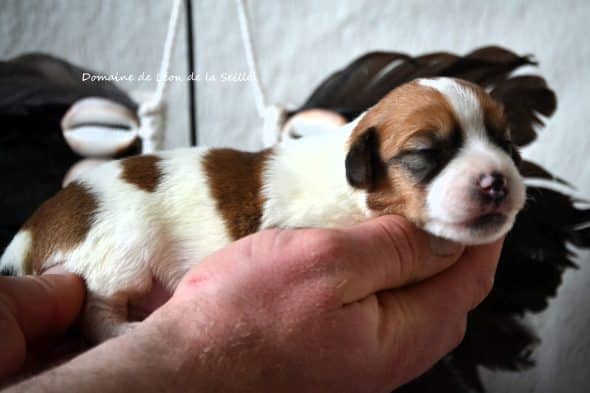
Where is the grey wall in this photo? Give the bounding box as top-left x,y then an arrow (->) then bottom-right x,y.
2,1 -> 589,392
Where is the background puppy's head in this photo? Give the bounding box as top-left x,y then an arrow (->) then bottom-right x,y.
346,77 -> 525,244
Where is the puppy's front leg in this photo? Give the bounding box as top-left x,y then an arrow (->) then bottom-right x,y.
81,292 -> 139,343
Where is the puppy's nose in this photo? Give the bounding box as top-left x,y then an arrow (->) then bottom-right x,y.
478,172 -> 508,203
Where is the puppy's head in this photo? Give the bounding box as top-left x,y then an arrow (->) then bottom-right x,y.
346,77 -> 525,245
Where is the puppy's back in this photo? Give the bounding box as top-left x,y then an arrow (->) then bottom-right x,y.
0,181 -> 98,275
0,147 -> 270,293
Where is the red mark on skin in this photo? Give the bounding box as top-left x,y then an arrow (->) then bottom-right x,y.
185,275 -> 209,288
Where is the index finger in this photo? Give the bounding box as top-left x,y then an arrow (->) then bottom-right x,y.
0,273 -> 85,380
369,239 -> 503,386
398,239 -> 504,314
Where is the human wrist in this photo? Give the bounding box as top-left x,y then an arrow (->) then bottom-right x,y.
137,298 -> 232,393
5,313 -> 200,393
143,290 -> 288,393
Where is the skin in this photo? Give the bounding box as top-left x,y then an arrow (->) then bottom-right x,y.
0,271 -> 85,381
1,215 -> 502,393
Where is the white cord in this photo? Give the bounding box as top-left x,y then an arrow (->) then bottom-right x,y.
139,0 -> 285,151
154,0 -> 183,104
234,0 -> 266,115
138,0 -> 183,153
234,0 -> 286,146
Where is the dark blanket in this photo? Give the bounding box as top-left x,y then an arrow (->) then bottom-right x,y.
0,53 -> 137,252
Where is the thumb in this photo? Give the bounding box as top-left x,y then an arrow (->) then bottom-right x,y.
333,215 -> 465,304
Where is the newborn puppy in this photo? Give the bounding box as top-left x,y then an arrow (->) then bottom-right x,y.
0,77 -> 525,343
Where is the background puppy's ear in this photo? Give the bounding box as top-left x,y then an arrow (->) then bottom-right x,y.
345,127 -> 382,190
490,76 -> 556,147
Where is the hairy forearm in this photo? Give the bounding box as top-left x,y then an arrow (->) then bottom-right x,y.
6,320 -> 197,393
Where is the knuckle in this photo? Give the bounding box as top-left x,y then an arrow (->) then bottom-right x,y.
242,227 -> 287,261
301,229 -> 344,269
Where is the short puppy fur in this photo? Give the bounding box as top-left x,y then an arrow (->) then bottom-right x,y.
0,77 -> 526,342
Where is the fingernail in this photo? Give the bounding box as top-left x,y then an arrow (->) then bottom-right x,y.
42,266 -> 69,275
428,235 -> 463,257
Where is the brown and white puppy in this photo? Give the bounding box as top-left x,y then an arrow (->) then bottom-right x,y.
0,77 -> 525,343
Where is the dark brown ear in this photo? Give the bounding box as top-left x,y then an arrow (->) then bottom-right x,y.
345,127 -> 382,190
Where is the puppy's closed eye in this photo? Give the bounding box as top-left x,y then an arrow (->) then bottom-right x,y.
390,130 -> 461,184
391,147 -> 442,183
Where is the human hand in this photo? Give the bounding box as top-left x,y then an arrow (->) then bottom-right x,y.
144,215 -> 502,393
0,270 -> 85,382
5,215 -> 501,393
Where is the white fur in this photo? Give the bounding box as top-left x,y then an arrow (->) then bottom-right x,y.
419,77 -> 485,137
0,230 -> 31,275
53,148 -> 234,298
152,148 -> 233,287
0,149 -> 236,342
262,121 -> 371,229
0,119 -> 372,341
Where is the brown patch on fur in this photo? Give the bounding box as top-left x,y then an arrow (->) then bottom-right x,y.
203,148 -> 271,240
351,81 -> 459,158
120,155 -> 162,192
366,171 -> 428,225
350,81 -> 461,223
22,182 -> 98,274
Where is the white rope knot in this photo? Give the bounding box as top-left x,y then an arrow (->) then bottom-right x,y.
137,99 -> 166,153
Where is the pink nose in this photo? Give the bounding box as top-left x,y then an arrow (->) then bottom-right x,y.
478,172 -> 508,203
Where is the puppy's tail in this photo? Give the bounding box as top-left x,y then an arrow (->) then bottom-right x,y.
0,230 -> 31,276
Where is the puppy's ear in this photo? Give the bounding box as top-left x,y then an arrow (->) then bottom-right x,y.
345,127 -> 382,190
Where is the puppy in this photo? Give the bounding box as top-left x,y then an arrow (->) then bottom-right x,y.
0,77 -> 525,343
